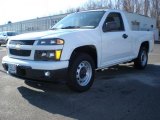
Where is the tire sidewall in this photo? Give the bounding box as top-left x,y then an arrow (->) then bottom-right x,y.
135,47 -> 148,69
68,53 -> 95,92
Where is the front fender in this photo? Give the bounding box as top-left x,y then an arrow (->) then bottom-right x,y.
60,29 -> 101,62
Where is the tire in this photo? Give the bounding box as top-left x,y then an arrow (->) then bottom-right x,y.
68,53 -> 95,92
134,46 -> 148,69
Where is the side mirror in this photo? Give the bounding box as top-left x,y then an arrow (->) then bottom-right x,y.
103,22 -> 118,32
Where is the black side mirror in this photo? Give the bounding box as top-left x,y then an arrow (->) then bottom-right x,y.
103,22 -> 118,32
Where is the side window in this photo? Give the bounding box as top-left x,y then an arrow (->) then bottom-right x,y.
103,12 -> 125,32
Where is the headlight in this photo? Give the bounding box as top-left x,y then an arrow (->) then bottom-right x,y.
37,38 -> 64,45
34,50 -> 62,61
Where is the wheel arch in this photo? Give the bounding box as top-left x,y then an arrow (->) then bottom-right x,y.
140,41 -> 149,53
69,45 -> 98,68
134,41 -> 149,69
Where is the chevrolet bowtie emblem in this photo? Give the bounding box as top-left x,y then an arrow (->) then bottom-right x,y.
15,44 -> 21,50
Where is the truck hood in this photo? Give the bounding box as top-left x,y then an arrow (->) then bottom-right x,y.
10,29 -> 93,40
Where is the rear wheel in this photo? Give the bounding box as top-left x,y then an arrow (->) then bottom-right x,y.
68,53 -> 95,92
134,46 -> 148,69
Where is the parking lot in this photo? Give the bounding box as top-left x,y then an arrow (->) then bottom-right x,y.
0,43 -> 160,120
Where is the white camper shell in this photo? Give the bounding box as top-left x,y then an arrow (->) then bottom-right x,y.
124,11 -> 159,41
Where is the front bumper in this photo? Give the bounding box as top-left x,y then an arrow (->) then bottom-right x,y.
2,56 -> 69,81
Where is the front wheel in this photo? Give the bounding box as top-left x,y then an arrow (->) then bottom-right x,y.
68,53 -> 95,92
134,46 -> 148,69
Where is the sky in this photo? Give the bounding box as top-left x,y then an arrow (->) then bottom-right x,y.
0,0 -> 88,25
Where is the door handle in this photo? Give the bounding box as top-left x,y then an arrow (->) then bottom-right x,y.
122,34 -> 128,39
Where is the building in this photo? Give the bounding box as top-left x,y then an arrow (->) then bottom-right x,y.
0,14 -> 67,34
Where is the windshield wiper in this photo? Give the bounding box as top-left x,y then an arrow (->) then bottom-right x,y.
50,27 -> 59,30
61,26 -> 81,29
51,26 -> 92,30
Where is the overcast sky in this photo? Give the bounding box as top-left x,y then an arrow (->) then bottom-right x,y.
0,0 -> 88,25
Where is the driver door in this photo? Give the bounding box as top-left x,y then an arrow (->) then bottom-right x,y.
101,12 -> 132,67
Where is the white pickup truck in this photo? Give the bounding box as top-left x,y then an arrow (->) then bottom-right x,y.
2,9 -> 154,92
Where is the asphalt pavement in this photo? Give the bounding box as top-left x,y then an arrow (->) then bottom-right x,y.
0,44 -> 160,120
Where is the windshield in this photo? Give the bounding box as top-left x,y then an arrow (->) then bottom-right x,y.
52,11 -> 105,29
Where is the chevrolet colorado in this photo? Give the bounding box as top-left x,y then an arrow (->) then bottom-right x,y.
2,9 -> 154,92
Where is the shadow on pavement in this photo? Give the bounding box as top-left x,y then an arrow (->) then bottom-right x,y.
17,64 -> 160,120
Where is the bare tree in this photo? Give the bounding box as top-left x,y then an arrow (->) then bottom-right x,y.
144,0 -> 150,16
150,0 -> 160,26
134,0 -> 142,14
114,0 -> 122,9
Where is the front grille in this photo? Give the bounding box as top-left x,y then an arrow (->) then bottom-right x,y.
10,49 -> 31,56
9,40 -> 35,45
